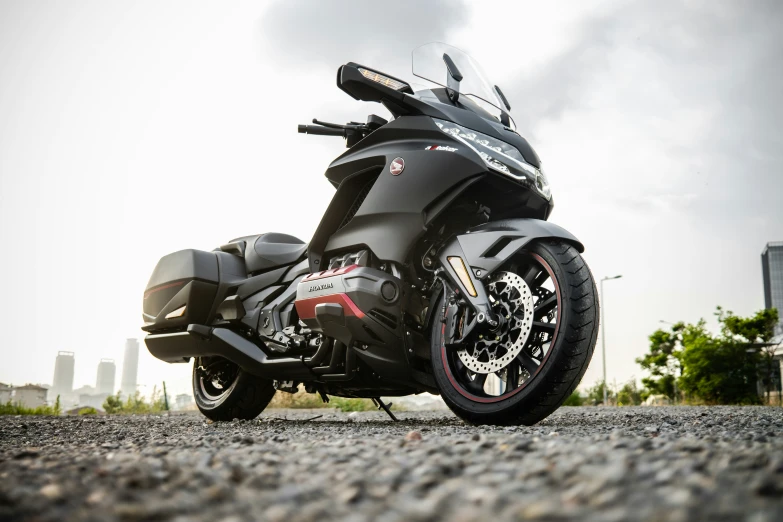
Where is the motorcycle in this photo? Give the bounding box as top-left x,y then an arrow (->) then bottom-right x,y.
142,43 -> 599,425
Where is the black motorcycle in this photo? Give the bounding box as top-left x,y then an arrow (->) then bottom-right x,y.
142,43 -> 599,425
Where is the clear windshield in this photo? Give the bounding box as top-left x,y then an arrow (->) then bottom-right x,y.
412,43 -> 510,122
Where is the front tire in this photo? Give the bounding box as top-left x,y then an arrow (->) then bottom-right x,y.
192,356 -> 276,421
431,240 -> 599,425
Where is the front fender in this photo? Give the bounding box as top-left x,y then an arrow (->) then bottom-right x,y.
437,219 -> 583,306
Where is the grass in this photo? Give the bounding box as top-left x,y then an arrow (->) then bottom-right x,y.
103,388 -> 168,414
0,396 -> 61,416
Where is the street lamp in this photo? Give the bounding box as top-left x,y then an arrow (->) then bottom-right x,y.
600,275 -> 622,405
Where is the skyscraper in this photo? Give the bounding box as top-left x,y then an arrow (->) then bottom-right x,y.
762,241 -> 783,337
96,359 -> 116,395
121,339 -> 139,397
51,351 -> 75,400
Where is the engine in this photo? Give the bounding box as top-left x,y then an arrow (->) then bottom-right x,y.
294,264 -> 403,349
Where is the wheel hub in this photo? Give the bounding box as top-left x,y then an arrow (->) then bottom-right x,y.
457,271 -> 534,374
197,358 -> 238,400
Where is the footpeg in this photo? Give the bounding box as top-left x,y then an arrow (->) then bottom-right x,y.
273,380 -> 298,393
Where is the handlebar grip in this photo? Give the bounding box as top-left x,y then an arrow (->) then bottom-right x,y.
298,124 -> 344,137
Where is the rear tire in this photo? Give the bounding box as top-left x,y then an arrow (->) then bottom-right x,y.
431,240 -> 599,425
192,357 -> 275,421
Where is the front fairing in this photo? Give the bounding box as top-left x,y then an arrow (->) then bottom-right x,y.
401,88 -> 541,169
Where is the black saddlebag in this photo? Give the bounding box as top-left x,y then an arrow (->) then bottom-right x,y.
142,249 -> 220,332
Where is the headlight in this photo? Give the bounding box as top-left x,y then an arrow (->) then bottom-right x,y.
432,118 -> 551,200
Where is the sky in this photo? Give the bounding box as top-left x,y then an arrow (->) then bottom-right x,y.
1,0 -> 781,398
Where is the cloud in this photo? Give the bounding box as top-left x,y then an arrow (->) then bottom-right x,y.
505,1 -> 783,220
257,0 -> 469,78
486,0 -> 783,387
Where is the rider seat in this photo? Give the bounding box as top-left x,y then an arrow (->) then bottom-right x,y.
221,232 -> 307,274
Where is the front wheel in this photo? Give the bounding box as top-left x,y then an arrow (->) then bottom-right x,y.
192,356 -> 276,421
431,240 -> 599,425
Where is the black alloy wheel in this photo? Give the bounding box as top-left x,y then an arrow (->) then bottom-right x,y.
431,240 -> 599,425
192,356 -> 276,421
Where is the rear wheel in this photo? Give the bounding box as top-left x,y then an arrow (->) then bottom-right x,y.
192,357 -> 275,421
431,240 -> 598,425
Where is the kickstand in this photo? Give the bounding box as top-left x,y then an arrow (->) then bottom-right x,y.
372,397 -> 398,422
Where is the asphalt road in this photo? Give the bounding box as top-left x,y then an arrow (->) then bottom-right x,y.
1,406 -> 782,521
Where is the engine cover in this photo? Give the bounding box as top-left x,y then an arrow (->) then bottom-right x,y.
294,265 -> 402,347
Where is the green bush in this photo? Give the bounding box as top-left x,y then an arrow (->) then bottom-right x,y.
77,407 -> 98,415
585,380 -> 613,405
102,388 -> 169,415
330,397 -> 376,412
616,380 -> 643,406
562,391 -> 583,406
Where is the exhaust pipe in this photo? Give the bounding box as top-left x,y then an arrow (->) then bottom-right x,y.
145,325 -> 313,380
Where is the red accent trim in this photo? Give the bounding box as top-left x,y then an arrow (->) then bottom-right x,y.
301,264 -> 359,282
295,293 -> 365,320
144,280 -> 185,300
442,252 -> 562,403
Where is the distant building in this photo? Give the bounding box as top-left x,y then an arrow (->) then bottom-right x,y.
121,339 -> 139,397
96,359 -> 116,395
73,385 -> 95,396
762,241 -> 783,337
78,393 -> 110,410
0,383 -> 12,404
175,393 -> 194,410
14,384 -> 48,408
50,351 -> 75,402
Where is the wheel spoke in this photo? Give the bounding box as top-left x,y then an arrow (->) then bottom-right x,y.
531,270 -> 550,288
534,294 -> 557,319
521,263 -> 540,286
507,361 -> 520,389
465,372 -> 487,394
531,321 -> 556,334
517,350 -> 540,376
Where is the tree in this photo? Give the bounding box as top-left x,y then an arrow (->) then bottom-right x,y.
719,307 -> 779,404
617,380 -> 643,406
677,309 -> 771,404
637,307 -> 778,405
636,323 -> 683,402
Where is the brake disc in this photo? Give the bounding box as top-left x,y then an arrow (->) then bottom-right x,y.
457,271 -> 534,374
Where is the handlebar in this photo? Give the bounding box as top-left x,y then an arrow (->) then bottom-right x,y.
298,124 -> 345,137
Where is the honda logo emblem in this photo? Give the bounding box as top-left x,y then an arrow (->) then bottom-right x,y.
390,157 -> 405,175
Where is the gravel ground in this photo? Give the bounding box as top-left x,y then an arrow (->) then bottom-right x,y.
1,406 -> 782,522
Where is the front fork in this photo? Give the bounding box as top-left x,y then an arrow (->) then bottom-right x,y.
435,238 -> 500,333
436,266 -> 500,347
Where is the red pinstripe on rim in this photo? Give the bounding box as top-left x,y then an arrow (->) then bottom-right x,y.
441,252 -> 561,403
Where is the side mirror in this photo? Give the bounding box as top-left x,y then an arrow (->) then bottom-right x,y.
337,63 -> 413,104
442,53 -> 463,102
494,85 -> 511,111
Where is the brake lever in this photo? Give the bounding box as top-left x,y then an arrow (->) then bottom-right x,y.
313,119 -> 367,131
